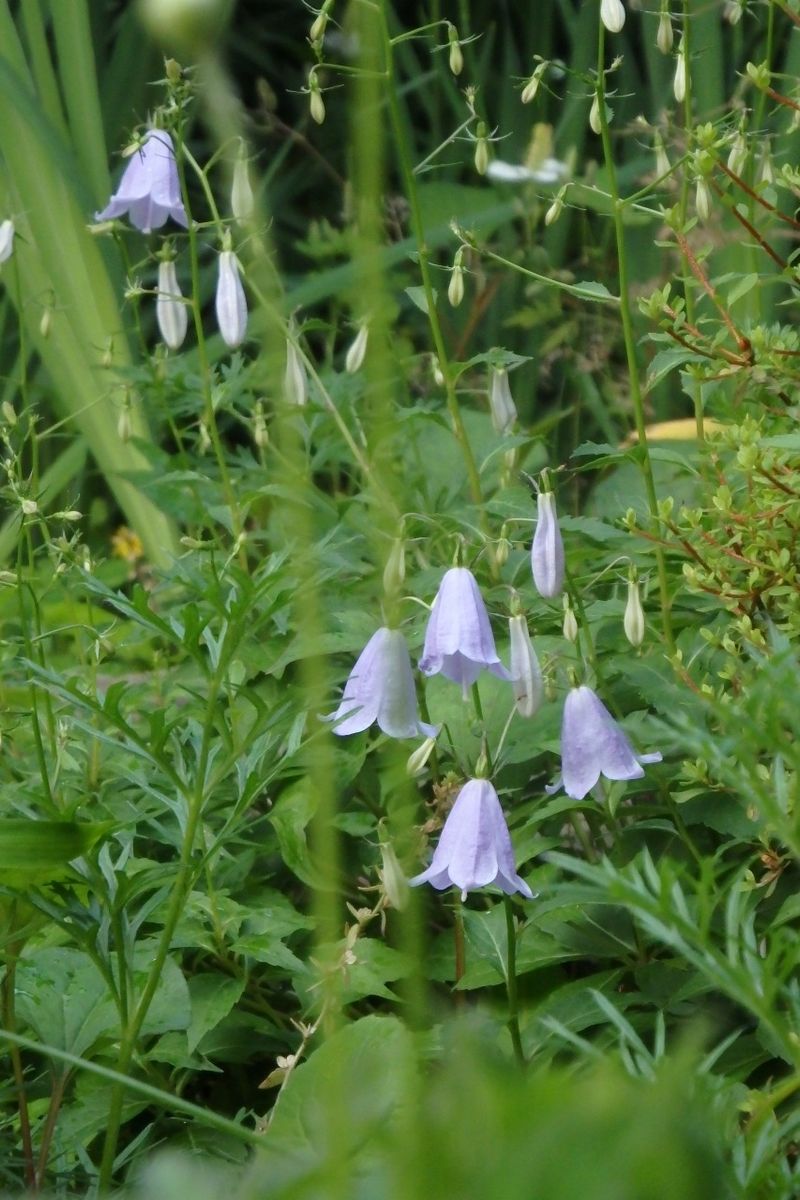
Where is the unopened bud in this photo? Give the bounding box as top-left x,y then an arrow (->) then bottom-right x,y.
545,188 -> 565,225
521,60 -> 548,104
494,524 -> 511,568
253,402 -> 269,449
157,258 -> 188,351
308,71 -> 325,125
509,613 -> 544,718
448,258 -> 465,308
284,333 -> 307,406
379,840 -> 410,909
102,339 -> 114,369
624,575 -> 645,647
39,307 -> 53,339
695,176 -> 711,220
2,401 -> 16,425
345,322 -> 369,373
21,498 -> 39,516
0,219 -> 14,265
447,24 -> 463,76
231,152 -> 255,224
474,123 -> 489,175
215,249 -> 248,349
406,736 -> 437,778
309,9 -> 328,43
489,366 -> 517,434
600,0 -> 625,33
383,537 -> 405,596
531,487 -> 565,598
198,420 -> 211,454
673,40 -> 687,103
562,595 -> 578,643
656,9 -> 673,54
589,95 -> 603,135
727,130 -> 747,176
431,355 -> 445,387
117,405 -> 132,442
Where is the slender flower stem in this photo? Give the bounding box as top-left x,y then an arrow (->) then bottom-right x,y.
97,651 -> 230,1189
504,897 -> 525,1065
678,0 -> 704,445
377,1 -> 485,518
595,32 -> 674,652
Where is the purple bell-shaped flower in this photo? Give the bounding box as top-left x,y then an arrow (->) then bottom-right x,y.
420,567 -> 511,694
410,778 -> 534,901
96,129 -> 188,234
557,684 -> 662,800
325,627 -> 438,740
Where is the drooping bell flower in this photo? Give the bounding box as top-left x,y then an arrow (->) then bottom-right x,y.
410,778 -> 534,902
489,367 -> 517,435
215,249 -> 248,348
96,129 -> 188,234
420,567 -> 511,694
531,489 -> 565,598
556,685 -> 662,800
325,627 -> 438,740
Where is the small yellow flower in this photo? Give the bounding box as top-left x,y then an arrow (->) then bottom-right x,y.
110,526 -> 144,563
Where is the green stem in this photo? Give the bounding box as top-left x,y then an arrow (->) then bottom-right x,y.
504,896 -> 524,1065
595,33 -> 674,653
1,929 -> 35,1191
378,1 -> 485,518
97,652 -> 230,1188
678,0 -> 703,445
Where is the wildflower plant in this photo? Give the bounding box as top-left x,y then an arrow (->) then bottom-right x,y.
1,1 -> 799,1197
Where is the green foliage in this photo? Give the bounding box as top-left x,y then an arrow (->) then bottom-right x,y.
0,1 -> 799,1198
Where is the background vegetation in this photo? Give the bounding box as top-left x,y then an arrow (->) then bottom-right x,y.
0,0 -> 799,1195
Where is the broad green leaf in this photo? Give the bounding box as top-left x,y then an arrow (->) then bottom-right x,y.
0,820 -> 109,886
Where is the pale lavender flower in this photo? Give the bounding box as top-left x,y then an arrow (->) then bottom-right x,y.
601,0 -> 626,33
531,490 -> 565,598
557,685 -> 662,800
96,130 -> 187,234
419,567 -> 511,692
325,627 -> 438,740
410,778 -> 534,901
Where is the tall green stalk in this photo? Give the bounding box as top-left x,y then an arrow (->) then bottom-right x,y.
595,28 -> 674,652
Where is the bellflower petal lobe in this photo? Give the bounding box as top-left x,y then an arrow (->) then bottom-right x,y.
325,627 -> 437,740
410,779 -> 534,900
560,685 -> 662,800
419,567 -> 511,688
96,130 -> 188,233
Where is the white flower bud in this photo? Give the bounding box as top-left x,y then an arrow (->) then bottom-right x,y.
562,596 -> 578,643
309,72 -> 325,125
489,367 -> 517,434
20,498 -> 39,516
0,219 -> 14,264
656,10 -> 673,54
345,322 -> 369,373
447,24 -> 463,76
39,307 -> 53,339
758,144 -> 774,186
600,0 -> 625,33
654,132 -> 670,177
545,189 -> 565,225
231,154 -> 255,224
215,250 -> 247,348
531,489 -> 565,598
2,401 -> 16,425
448,262 -> 464,307
727,130 -> 747,176
431,356 -> 445,387
309,10 -> 328,43
723,0 -> 744,24
198,420 -> 211,454
695,177 -> 711,221
624,577 -> 645,647
673,40 -> 687,103
509,613 -> 544,718
156,259 -> 189,351
378,840 -> 410,910
521,61 -> 548,104
117,405 -> 132,442
284,337 -> 307,406
406,736 -> 437,778
589,95 -> 603,135
474,125 -> 489,175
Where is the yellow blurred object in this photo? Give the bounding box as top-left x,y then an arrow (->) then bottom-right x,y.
111,526 -> 144,563
623,418 -> 726,445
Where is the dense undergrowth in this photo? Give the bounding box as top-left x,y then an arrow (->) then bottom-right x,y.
0,0 -> 799,1196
